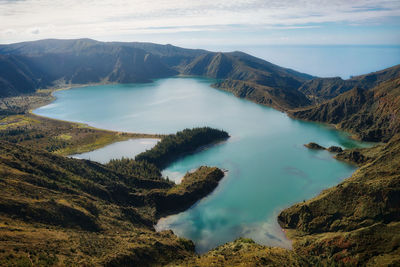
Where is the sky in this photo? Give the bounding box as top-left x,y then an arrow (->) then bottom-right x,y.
1,0 -> 400,47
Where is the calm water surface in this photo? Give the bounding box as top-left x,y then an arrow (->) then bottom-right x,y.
34,77 -> 365,253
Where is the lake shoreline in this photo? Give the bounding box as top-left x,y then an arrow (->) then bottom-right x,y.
29,77 -> 363,254
22,83 -> 165,156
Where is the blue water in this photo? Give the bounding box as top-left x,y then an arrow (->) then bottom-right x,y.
202,45 -> 400,79
34,77 -> 365,253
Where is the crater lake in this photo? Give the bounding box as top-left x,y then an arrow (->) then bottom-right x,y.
34,77 -> 366,253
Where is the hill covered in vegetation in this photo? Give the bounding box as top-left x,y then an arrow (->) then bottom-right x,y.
292,75 -> 400,142
0,127 -> 226,266
298,64 -> 400,103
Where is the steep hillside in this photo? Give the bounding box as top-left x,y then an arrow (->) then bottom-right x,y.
215,79 -> 311,110
0,127 -> 226,266
0,55 -> 45,97
181,51 -> 313,109
183,51 -> 313,83
298,64 -> 400,103
174,238 -> 308,266
117,41 -> 207,70
292,77 -> 400,141
0,39 -> 178,97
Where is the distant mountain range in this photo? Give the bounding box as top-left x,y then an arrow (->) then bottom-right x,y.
0,39 -> 312,105
1,38 -> 399,141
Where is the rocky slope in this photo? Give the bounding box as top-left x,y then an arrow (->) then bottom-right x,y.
298,64 -> 400,103
173,238 -> 308,267
214,78 -> 311,111
183,51 -> 313,109
292,76 -> 400,142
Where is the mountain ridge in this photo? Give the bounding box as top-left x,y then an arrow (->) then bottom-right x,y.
0,38 -> 313,109
298,64 -> 400,103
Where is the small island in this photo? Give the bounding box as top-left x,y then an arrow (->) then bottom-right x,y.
304,142 -> 343,153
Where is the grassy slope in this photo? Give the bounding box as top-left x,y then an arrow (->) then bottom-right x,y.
173,238 -> 308,267
0,113 -> 161,156
0,92 -> 162,156
0,139 -> 226,266
214,79 -> 311,111
291,77 -> 400,142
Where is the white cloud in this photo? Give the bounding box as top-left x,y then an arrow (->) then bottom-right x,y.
28,27 -> 40,35
0,0 -> 399,44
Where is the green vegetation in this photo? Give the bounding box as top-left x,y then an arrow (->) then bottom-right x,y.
150,167 -> 225,218
292,72 -> 400,142
0,116 -> 230,266
0,138 -> 225,265
107,158 -> 163,181
135,127 -> 229,169
214,79 -> 311,111
298,64 -> 400,103
174,238 -> 308,267
0,113 -> 161,156
304,142 -> 343,153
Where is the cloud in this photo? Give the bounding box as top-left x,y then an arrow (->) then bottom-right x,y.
3,29 -> 16,35
28,27 -> 40,35
0,0 -> 399,44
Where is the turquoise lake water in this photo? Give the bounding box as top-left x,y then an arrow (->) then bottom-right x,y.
34,77 -> 366,253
